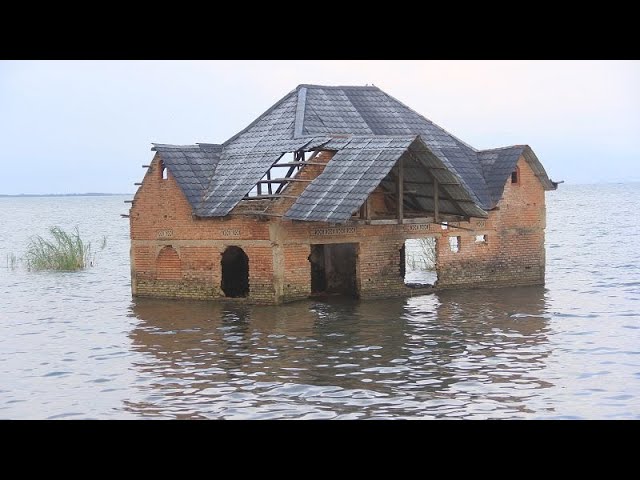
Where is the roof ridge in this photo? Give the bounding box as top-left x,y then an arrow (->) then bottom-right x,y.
378,90 -> 479,153
151,143 -> 201,151
297,83 -> 381,91
479,145 -> 527,153
222,87 -> 298,147
293,86 -> 307,138
375,89 -> 492,206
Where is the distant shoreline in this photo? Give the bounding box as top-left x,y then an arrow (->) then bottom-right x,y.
0,193 -> 130,198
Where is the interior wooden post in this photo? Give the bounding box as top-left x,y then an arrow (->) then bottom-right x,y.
396,157 -> 404,224
365,196 -> 371,223
434,176 -> 439,223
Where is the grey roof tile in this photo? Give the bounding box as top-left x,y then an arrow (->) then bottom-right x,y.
149,84 -> 555,220
478,146 -> 526,204
479,145 -> 555,205
152,144 -> 221,206
284,136 -> 486,223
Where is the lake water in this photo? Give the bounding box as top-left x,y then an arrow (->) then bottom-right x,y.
1,184 -> 639,419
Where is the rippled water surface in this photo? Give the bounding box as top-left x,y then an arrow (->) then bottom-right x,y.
1,185 -> 639,419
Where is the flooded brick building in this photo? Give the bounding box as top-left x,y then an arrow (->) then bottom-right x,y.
128,85 -> 557,304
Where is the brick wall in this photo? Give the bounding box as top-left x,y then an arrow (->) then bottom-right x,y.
130,155 -> 274,303
129,152 -> 548,303
156,246 -> 181,280
436,157 -> 546,288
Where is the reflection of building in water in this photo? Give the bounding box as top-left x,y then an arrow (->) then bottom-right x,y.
413,286 -> 553,415
129,297 -> 318,373
126,297 -> 325,417
125,287 -> 552,419
126,297 -> 411,417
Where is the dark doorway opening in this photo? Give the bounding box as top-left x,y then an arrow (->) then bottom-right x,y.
309,243 -> 358,298
310,244 -> 327,294
221,246 -> 249,298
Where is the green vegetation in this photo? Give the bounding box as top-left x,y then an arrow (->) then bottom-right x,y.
24,226 -> 98,272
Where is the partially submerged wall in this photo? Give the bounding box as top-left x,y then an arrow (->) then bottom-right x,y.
129,153 -> 548,304
129,155 -> 275,303
436,157 -> 546,288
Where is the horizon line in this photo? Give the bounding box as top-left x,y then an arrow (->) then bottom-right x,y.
0,192 -> 133,198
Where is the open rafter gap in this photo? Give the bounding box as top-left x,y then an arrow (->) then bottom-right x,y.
392,152 -> 432,212
281,150 -> 306,180
404,150 -> 471,214
276,150 -> 321,195
242,194 -> 299,200
383,167 -> 423,212
405,150 -> 461,187
270,161 -> 328,167
257,178 -> 312,184
381,176 -> 470,214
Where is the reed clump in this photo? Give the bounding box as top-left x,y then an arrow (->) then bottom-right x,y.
6,253 -> 18,270
24,226 -> 94,271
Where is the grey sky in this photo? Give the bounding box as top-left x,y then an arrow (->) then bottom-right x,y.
1,60 -> 638,194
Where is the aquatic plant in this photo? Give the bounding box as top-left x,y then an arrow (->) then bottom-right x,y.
405,238 -> 437,272
24,226 -> 94,271
6,253 -> 19,270
416,238 -> 436,270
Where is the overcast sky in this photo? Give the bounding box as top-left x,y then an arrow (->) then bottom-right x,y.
1,60 -> 638,194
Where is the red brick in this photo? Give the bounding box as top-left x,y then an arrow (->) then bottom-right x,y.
129,153 -> 549,303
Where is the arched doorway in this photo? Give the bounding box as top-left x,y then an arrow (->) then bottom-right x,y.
221,246 -> 249,298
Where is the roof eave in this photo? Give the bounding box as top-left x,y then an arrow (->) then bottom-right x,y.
521,145 -> 557,191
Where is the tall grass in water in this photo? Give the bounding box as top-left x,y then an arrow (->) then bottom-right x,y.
6,253 -> 18,270
24,226 -> 93,271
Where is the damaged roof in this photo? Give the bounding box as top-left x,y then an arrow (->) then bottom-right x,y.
151,84 -> 556,223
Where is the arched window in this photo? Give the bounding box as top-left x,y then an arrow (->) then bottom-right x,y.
156,246 -> 181,280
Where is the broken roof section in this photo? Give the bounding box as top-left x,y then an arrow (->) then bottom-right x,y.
151,84 -> 556,223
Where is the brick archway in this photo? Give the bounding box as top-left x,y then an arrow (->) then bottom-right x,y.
156,246 -> 181,280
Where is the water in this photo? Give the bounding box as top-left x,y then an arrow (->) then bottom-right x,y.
404,237 -> 437,286
1,185 -> 639,419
